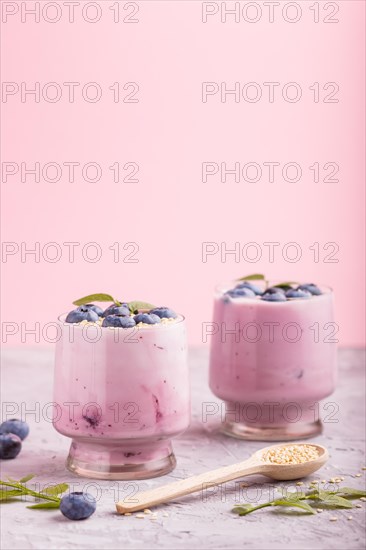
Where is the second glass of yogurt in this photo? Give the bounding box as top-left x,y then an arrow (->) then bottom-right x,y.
208,278 -> 337,441
53,299 -> 190,479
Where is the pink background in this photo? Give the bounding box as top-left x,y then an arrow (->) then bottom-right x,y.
1,0 -> 365,347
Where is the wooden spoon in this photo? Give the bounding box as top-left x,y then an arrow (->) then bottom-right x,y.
116,442 -> 328,514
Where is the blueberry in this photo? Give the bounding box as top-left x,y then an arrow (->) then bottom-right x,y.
65,307 -> 99,324
261,291 -> 287,302
84,304 -> 104,317
0,418 -> 29,440
264,287 -> 286,294
102,315 -> 136,328
298,283 -> 322,296
149,307 -> 177,319
285,288 -> 311,299
235,281 -> 262,295
59,492 -> 96,520
0,432 -> 22,459
225,287 -> 256,299
103,304 -> 130,317
134,313 -> 161,325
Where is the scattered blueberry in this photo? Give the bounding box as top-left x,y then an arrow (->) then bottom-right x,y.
235,281 -> 262,295
84,304 -> 104,317
59,492 -> 96,520
102,315 -> 136,328
0,418 -> 29,440
261,291 -> 287,302
149,307 -> 177,319
134,313 -> 161,325
225,287 -> 256,299
103,304 -> 130,317
0,432 -> 22,459
298,283 -> 322,296
65,307 -> 99,324
285,288 -> 311,299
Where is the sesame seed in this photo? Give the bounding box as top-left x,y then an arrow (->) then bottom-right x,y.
124,513 -> 132,516
317,509 -> 323,513
296,482 -> 304,486
360,497 -> 366,502
162,513 -> 169,517
347,516 -> 353,520
356,504 -> 363,508
135,514 -> 145,519
144,509 -> 152,514
329,517 -> 337,522
355,474 -> 362,477
262,444 -> 320,465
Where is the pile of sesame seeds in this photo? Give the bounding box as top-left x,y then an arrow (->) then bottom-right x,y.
262,444 -> 320,465
124,509 -> 169,520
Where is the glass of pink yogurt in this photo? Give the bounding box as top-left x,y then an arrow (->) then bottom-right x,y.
53,306 -> 189,479
208,280 -> 337,440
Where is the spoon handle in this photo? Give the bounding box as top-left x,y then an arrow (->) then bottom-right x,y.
116,458 -> 261,513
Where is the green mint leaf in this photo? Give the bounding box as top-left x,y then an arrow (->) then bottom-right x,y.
315,495 -> 353,509
73,293 -> 119,306
27,501 -> 60,510
19,474 -> 35,483
0,489 -> 26,500
337,487 -> 366,498
274,282 -> 298,290
272,499 -> 316,514
237,274 -> 265,282
232,504 -> 256,515
42,483 -> 69,496
128,301 -> 156,313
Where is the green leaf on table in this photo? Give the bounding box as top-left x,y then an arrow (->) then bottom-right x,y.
337,487 -> 366,498
237,274 -> 265,282
0,489 -> 26,500
128,301 -> 156,313
73,293 -> 118,306
27,501 -> 60,510
233,504 -> 256,515
19,474 -> 35,483
315,495 -> 353,509
272,499 -> 316,514
42,483 -> 69,496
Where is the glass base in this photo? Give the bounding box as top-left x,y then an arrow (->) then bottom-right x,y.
66,439 -> 177,480
221,419 -> 323,441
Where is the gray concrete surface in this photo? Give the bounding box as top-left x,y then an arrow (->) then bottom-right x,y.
1,347 -> 365,550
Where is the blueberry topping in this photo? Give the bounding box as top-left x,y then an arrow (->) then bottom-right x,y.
149,307 -> 177,319
102,315 -> 136,328
84,304 -> 104,317
264,287 -> 286,294
0,432 -> 22,459
235,281 -> 262,295
285,288 -> 311,299
103,304 -> 130,317
298,283 -> 322,296
134,313 -> 161,325
225,287 -> 256,299
261,291 -> 287,302
59,492 -> 96,520
65,307 -> 99,324
0,418 -> 29,440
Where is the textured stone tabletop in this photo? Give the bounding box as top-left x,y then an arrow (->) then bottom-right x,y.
1,348 -> 365,550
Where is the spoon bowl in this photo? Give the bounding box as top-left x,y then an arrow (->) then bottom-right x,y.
116,442 -> 329,514
254,443 -> 329,480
